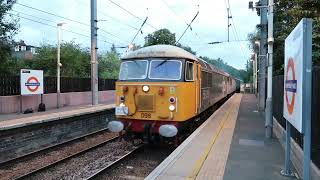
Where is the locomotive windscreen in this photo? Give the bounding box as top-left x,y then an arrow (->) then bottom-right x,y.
149,60 -> 182,80
119,60 -> 148,80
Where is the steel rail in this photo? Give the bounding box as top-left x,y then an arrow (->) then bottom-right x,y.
0,127 -> 110,166
85,144 -> 144,180
14,135 -> 120,180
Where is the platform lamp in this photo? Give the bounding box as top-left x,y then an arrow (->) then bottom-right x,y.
57,22 -> 66,108
254,40 -> 260,96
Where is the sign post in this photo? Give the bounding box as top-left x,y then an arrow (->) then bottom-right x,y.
20,69 -> 44,112
281,18 -> 312,180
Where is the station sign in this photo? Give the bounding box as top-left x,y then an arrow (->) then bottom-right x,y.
283,19 -> 312,133
20,69 -> 44,95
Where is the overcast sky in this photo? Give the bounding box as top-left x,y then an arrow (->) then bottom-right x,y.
12,0 -> 259,69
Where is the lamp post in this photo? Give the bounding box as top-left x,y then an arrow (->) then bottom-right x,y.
251,53 -> 257,95
57,23 -> 65,108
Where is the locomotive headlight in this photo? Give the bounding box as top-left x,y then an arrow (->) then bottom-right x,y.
142,85 -> 149,92
169,105 -> 175,111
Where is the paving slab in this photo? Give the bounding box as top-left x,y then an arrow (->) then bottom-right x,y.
223,94 -> 296,180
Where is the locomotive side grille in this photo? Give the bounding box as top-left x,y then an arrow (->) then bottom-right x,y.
137,94 -> 154,112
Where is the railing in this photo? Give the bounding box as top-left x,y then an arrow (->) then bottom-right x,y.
0,75 -> 116,96
272,67 -> 320,168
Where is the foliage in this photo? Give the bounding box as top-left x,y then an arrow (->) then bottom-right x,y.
7,42 -> 121,79
0,0 -> 19,74
144,28 -> 176,46
200,56 -> 249,82
176,43 -> 197,55
98,46 -> 121,79
248,0 -> 320,75
27,42 -> 91,77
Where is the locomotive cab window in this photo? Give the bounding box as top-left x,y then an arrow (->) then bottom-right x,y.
119,60 -> 148,80
185,61 -> 194,81
149,60 -> 182,80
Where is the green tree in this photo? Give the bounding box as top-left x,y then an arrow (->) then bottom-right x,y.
249,0 -> 320,75
200,56 -> 248,81
98,48 -> 121,79
144,28 -> 176,46
0,0 -> 19,74
31,41 -> 90,77
143,28 -> 197,55
176,43 -> 197,55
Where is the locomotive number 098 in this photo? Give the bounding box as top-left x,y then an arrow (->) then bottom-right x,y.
141,113 -> 151,119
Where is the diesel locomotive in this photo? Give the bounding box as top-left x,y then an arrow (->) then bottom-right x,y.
108,45 -> 238,139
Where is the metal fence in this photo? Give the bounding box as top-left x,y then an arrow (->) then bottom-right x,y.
0,75 -> 116,96
272,67 -> 320,168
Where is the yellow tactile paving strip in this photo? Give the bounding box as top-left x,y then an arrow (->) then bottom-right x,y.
0,104 -> 115,131
146,94 -> 242,180
195,95 -> 241,180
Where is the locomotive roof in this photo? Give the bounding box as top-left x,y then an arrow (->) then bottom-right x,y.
121,45 -> 198,61
121,44 -> 232,78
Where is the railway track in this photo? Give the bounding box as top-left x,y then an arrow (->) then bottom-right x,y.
85,144 -> 144,180
15,135 -> 121,180
0,128 -> 117,180
16,137 -> 143,180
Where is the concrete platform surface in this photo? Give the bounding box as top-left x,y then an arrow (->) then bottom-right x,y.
146,94 -> 242,180
146,94 -> 296,180
0,102 -> 115,131
223,94 -> 295,180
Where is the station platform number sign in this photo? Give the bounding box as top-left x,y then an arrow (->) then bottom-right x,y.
20,69 -> 44,95
283,19 -> 312,133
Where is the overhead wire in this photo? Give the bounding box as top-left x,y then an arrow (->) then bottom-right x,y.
130,17 -> 148,45
160,0 -> 205,44
76,0 -> 139,31
176,11 -> 199,44
15,2 -> 129,45
15,2 -> 90,27
8,12 -> 121,46
11,10 -> 118,43
107,0 -> 158,30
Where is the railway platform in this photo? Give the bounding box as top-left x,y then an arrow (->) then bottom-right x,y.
147,94 -> 296,180
0,102 -> 115,130
0,102 -> 115,164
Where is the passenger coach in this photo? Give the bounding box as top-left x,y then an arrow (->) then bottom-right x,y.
108,45 -> 237,139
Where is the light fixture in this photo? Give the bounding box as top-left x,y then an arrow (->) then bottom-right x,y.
169,105 -> 175,111
142,85 -> 149,92
169,97 -> 176,103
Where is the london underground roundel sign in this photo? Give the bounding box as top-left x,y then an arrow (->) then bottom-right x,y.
20,69 -> 44,95
285,58 -> 297,115
26,76 -> 41,92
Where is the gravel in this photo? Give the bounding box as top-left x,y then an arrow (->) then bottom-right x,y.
94,145 -> 175,180
0,130 -> 117,180
26,139 -> 137,180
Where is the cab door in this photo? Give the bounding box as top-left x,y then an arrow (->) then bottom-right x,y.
196,63 -> 201,114
185,61 -> 199,114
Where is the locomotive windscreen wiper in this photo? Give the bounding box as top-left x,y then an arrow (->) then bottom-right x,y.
155,60 -> 168,68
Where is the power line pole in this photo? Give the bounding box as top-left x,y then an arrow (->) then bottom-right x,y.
265,0 -> 274,138
56,23 -> 64,109
228,10 -> 233,42
91,0 -> 98,105
258,0 -> 267,111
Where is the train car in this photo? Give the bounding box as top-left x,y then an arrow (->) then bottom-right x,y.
108,45 -> 236,139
